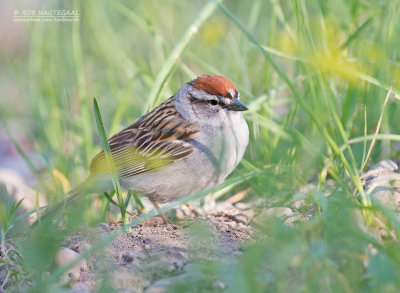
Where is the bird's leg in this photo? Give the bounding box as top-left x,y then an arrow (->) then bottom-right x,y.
185,203 -> 200,217
150,199 -> 168,224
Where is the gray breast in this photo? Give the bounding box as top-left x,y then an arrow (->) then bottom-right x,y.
188,113 -> 249,184
122,113 -> 248,203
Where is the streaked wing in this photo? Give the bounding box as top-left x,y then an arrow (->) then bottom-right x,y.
89,97 -> 200,179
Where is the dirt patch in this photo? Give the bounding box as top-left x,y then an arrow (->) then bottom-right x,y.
61,202 -> 255,292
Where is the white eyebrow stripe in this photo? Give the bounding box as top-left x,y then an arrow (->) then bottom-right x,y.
218,96 -> 231,105
228,88 -> 236,98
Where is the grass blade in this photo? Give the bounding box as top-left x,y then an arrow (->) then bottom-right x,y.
360,88 -> 392,171
145,0 -> 223,110
93,98 -> 127,225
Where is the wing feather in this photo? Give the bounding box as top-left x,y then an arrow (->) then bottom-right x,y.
89,97 -> 199,180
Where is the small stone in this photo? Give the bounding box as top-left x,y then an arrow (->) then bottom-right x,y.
167,264 -> 176,272
266,207 -> 293,218
228,221 -> 238,228
97,223 -> 110,231
363,244 -> 379,267
174,260 -> 185,270
293,200 -> 306,210
214,202 -> 234,212
290,255 -> 302,267
141,217 -> 164,227
243,209 -> 254,221
234,202 -> 251,211
166,208 -> 186,220
183,263 -> 205,273
144,244 -> 151,250
212,280 -> 226,290
181,204 -> 202,217
165,261 -> 185,272
112,268 -> 150,290
55,247 -> 88,280
284,214 -> 304,226
232,209 -> 254,225
232,251 -> 243,256
371,160 -> 398,171
78,243 -> 92,254
145,279 -> 172,293
121,252 -> 141,264
145,272 -> 204,293
365,173 -> 400,209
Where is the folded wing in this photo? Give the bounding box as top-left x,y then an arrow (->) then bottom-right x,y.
89,98 -> 200,180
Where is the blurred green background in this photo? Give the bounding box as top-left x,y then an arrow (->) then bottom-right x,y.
1,0 -> 400,292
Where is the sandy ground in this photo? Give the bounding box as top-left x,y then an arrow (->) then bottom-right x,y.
61,159 -> 400,292
2,155 -> 400,292
62,203 -> 255,292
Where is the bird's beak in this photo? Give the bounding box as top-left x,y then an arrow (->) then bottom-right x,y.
228,98 -> 248,111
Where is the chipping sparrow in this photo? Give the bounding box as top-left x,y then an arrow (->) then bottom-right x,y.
44,74 -> 249,222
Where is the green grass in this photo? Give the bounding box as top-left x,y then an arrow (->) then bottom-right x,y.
93,97 -> 127,225
1,0 -> 400,292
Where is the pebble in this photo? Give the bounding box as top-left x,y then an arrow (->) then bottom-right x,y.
232,209 -> 254,225
121,251 -> 141,264
165,261 -> 185,272
142,217 -> 164,227
174,260 -> 185,270
55,247 -> 88,280
183,263 -> 205,273
97,223 -> 111,232
234,202 -> 251,211
145,272 -> 204,293
363,166 -> 400,211
293,199 -> 306,210
166,208 -> 186,220
228,221 -> 238,228
112,268 -> 150,291
78,243 -> 92,254
265,207 -> 293,218
212,280 -> 226,290
214,202 -> 234,212
370,160 -> 398,171
232,250 -> 243,256
167,264 -> 176,272
363,244 -> 379,267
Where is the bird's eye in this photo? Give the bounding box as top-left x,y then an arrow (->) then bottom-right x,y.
208,99 -> 218,106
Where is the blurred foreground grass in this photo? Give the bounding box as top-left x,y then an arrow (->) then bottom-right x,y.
1,0 -> 400,292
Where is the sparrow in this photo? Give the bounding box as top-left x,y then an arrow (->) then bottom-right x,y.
42,74 -> 249,223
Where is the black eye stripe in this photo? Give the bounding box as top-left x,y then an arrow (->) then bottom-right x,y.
208,99 -> 218,106
189,92 -> 230,108
190,97 -> 221,107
